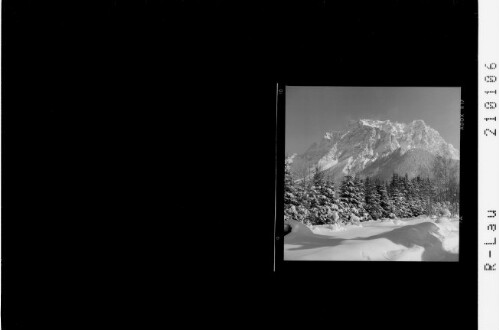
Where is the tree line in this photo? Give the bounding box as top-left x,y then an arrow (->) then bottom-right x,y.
284,155 -> 459,226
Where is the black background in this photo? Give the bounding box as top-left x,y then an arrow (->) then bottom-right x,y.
2,0 -> 477,329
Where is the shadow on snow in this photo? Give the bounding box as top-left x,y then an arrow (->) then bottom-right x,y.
286,222 -> 458,261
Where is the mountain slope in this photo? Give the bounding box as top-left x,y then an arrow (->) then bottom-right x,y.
289,119 -> 459,182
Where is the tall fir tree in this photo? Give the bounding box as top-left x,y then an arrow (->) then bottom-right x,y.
377,182 -> 393,218
364,176 -> 372,205
284,160 -> 299,222
284,160 -> 297,206
322,178 -> 339,207
354,176 -> 369,220
425,177 -> 438,215
339,175 -> 366,221
364,177 -> 383,220
389,173 -> 411,217
339,175 -> 355,222
401,174 -> 414,217
409,176 -> 425,216
284,159 -> 310,224
322,178 -> 340,223
306,166 -> 339,225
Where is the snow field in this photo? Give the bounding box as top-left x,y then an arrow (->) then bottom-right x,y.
284,216 -> 459,261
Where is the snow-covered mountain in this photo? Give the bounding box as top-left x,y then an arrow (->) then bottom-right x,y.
289,119 -> 459,182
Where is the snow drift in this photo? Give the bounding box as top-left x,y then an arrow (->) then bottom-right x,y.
284,217 -> 459,261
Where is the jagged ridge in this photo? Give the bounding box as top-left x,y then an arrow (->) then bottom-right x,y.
289,119 -> 459,182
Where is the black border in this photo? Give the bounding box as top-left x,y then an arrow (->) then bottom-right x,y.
1,0 -> 479,328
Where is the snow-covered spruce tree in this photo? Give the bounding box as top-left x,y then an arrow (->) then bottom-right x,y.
387,173 -> 396,197
364,176 -> 372,206
418,177 -> 428,215
409,176 -> 425,216
284,159 -> 310,224
321,179 -> 338,205
307,170 -> 325,225
388,174 -> 399,215
339,175 -> 365,222
400,177 -> 413,218
338,175 -> 354,222
306,166 -> 340,225
284,159 -> 301,222
389,173 -> 411,218
284,160 -> 297,206
302,166 -> 321,224
354,176 -> 370,221
364,177 -> 383,220
284,160 -> 296,221
423,177 -> 438,215
401,174 -> 415,218
296,191 -> 311,224
377,182 -> 392,218
321,177 -> 340,223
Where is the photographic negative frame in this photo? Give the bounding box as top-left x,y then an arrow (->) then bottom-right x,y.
273,0 -> 477,327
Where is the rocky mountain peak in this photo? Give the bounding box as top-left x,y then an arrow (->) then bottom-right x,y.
289,119 -> 459,182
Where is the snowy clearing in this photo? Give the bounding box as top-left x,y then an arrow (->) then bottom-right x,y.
284,216 -> 459,261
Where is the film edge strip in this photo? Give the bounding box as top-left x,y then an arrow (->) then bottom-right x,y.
478,0 -> 499,329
